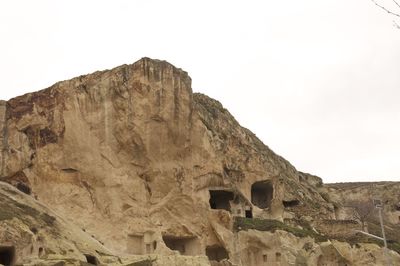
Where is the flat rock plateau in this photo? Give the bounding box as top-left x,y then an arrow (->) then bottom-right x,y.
0,58 -> 399,266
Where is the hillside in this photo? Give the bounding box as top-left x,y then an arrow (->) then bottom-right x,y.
0,58 -> 399,266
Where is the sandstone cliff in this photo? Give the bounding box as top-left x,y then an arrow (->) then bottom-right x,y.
0,58 -> 399,266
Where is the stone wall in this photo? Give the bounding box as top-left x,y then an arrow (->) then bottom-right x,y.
314,219 -> 360,238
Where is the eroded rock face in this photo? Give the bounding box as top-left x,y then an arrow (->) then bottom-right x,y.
0,58 -> 399,265
326,182 -> 400,224
0,182 -> 117,265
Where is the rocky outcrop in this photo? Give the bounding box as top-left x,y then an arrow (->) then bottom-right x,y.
0,181 -> 118,265
0,58 -> 399,265
324,182 -> 400,255
326,182 -> 400,225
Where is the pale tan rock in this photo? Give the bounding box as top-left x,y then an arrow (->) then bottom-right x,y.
0,58 -> 399,266
0,182 -> 116,265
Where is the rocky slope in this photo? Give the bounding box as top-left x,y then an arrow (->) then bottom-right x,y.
325,182 -> 400,251
326,182 -> 400,225
0,58 -> 399,265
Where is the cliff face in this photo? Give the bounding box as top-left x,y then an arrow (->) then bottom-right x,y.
0,58 -> 399,266
326,182 -> 400,249
0,182 -> 117,264
326,182 -> 400,223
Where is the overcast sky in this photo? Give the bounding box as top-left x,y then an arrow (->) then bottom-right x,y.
1,0 -> 399,183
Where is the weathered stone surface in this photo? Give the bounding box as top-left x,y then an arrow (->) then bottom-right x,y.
0,182 -> 117,265
0,58 -> 399,265
326,182 -> 400,224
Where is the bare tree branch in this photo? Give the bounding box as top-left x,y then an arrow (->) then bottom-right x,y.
346,200 -> 375,231
371,0 -> 400,18
393,0 -> 400,9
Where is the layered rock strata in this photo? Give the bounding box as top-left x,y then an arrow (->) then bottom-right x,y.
0,58 -> 399,265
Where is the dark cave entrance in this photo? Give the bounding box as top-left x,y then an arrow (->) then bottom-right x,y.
283,200 -> 300,208
38,247 -> 44,258
245,207 -> 253,218
251,181 -> 273,209
162,236 -> 198,255
0,246 -> 15,266
84,254 -> 99,265
16,182 -> 31,195
206,245 -> 229,262
209,190 -> 234,211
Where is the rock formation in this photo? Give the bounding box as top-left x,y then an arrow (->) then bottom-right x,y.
0,58 -> 399,265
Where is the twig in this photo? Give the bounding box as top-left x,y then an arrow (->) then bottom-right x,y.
392,0 -> 400,9
371,0 -> 400,17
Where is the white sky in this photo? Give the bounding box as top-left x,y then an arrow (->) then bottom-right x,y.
1,0 -> 399,183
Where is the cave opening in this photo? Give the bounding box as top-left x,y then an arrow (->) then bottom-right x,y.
38,247 -> 44,258
251,181 -> 273,209
209,190 -> 234,211
16,182 -> 31,195
275,252 -> 281,262
0,246 -> 15,266
206,245 -> 229,262
245,207 -> 253,218
84,254 -> 99,265
283,200 -> 300,208
162,235 -> 199,255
